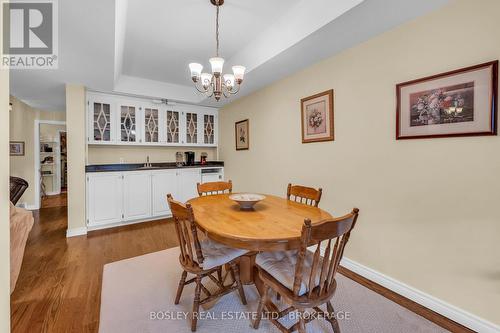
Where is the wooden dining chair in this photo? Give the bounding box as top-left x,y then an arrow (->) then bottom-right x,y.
287,183 -> 323,207
197,180 -> 233,196
167,194 -> 248,331
253,208 -> 359,333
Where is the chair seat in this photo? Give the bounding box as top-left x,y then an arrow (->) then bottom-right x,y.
256,250 -> 322,296
199,238 -> 247,270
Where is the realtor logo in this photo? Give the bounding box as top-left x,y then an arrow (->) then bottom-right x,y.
2,0 -> 58,69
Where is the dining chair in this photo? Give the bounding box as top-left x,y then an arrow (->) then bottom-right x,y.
287,183 -> 323,207
197,180 -> 233,196
167,194 -> 248,331
253,208 -> 359,333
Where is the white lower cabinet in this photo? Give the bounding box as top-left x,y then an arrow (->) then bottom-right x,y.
86,168 -> 206,229
123,172 -> 152,220
177,168 -> 202,203
151,170 -> 177,217
86,172 -> 123,226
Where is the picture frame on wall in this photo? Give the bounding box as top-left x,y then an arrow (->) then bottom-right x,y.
9,141 -> 25,156
396,61 -> 498,140
301,89 -> 334,143
235,119 -> 249,150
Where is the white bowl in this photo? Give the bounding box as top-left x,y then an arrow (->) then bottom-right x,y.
229,193 -> 266,210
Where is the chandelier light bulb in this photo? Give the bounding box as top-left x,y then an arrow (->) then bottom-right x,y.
232,65 -> 246,83
189,63 -> 203,81
209,57 -> 225,75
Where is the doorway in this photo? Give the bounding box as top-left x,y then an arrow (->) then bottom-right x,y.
35,120 -> 67,209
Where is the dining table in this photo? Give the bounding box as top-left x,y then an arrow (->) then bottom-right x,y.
188,193 -> 333,286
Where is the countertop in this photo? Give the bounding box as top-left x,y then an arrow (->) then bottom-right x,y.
85,161 -> 224,173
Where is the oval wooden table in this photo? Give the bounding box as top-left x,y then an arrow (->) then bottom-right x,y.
188,193 -> 333,285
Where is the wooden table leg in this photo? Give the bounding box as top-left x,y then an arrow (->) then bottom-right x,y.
238,252 -> 265,296
238,252 -> 256,285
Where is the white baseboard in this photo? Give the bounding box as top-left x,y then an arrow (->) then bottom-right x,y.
23,203 -> 39,210
86,214 -> 171,232
45,191 -> 61,196
340,257 -> 500,333
66,227 -> 88,238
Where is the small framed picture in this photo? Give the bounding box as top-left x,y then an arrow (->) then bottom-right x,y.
396,61 -> 498,139
10,141 -> 25,156
301,89 -> 334,143
235,119 -> 249,150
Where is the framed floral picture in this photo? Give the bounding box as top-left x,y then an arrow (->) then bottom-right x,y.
9,141 -> 25,156
235,119 -> 249,150
396,61 -> 498,139
301,89 -> 334,143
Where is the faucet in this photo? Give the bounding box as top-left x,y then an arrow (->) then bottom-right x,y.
144,156 -> 152,168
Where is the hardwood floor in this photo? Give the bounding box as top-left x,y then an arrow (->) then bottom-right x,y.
41,193 -> 67,208
10,206 -> 178,332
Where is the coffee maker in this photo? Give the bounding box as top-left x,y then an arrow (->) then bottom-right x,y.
184,151 -> 195,166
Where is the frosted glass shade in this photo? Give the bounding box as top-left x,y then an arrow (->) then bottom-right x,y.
200,73 -> 213,88
223,74 -> 235,89
232,65 -> 246,82
189,63 -> 203,79
209,57 -> 225,74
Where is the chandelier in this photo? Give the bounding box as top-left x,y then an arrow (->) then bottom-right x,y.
188,0 -> 245,101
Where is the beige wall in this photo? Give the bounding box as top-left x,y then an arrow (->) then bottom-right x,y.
87,146 -> 217,165
0,1 -> 9,331
66,85 -> 87,233
220,0 -> 500,325
9,97 -> 65,207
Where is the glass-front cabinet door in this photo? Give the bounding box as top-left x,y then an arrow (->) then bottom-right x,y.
88,96 -> 115,143
165,110 -> 180,144
144,107 -> 159,143
119,104 -> 139,143
184,112 -> 198,144
203,114 -> 215,145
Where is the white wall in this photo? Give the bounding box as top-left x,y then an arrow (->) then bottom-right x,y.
219,0 -> 500,325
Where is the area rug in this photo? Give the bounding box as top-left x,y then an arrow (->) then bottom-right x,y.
99,247 -> 448,333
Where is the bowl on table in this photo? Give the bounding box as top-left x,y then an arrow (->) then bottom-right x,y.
229,193 -> 266,210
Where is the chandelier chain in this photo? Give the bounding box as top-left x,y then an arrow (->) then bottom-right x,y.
215,3 -> 220,57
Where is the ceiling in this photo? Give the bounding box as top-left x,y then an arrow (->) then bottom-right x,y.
10,0 -> 450,111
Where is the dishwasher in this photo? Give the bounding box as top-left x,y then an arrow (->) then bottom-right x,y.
200,167 -> 224,183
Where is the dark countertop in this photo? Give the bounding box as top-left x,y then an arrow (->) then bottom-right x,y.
85,161 -> 224,173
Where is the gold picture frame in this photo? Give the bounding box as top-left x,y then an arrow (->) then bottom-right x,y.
301,89 -> 334,143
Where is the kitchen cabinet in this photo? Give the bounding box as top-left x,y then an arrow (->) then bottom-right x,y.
86,172 -> 123,226
123,172 -> 152,220
151,170 -> 177,217
86,167 -> 209,230
87,92 -> 218,147
177,168 -> 202,203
